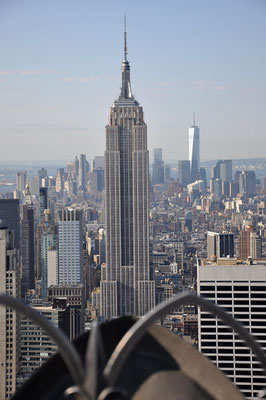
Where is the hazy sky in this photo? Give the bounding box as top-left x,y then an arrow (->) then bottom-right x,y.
0,0 -> 266,162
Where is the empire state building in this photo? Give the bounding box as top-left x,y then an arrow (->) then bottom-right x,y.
100,20 -> 155,319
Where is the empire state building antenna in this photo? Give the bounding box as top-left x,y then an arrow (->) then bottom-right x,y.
124,14 -> 128,61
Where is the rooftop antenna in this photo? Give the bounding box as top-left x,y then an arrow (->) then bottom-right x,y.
193,109 -> 196,126
124,14 -> 128,61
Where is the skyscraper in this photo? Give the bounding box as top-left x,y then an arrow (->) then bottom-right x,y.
101,19 -> 155,319
16,170 -> 27,192
188,114 -> 200,183
207,231 -> 235,259
152,148 -> 165,184
58,209 -> 83,285
39,187 -> 48,222
178,160 -> 190,187
0,199 -> 20,249
21,185 -> 35,297
0,227 -> 19,399
78,154 -> 87,190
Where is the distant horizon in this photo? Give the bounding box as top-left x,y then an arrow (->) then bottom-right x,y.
0,155 -> 266,167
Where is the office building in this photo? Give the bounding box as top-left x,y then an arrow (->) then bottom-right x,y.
21,200 -> 35,297
91,156 -> 105,171
220,160 -> 232,182
154,148 -> 162,163
91,168 -> 104,192
207,232 -> 235,259
55,169 -> 64,193
19,300 -> 70,381
78,154 -> 87,190
0,227 -> 20,399
152,148 -> 164,184
178,160 -> 190,187
47,249 -> 58,287
198,262 -> 266,399
58,209 -> 83,285
212,160 -> 232,183
239,227 -> 253,260
47,285 -> 84,339
239,171 -> 256,195
101,20 -> 155,319
249,232 -> 262,259
16,171 -> 27,192
38,168 -> 47,179
39,187 -> 48,222
41,230 -> 57,299
0,199 -> 20,249
188,114 -> 200,183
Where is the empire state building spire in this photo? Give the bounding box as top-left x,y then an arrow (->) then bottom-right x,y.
117,15 -> 135,102
101,18 -> 155,319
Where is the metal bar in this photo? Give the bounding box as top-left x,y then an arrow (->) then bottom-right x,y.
0,293 -> 85,386
104,292 -> 266,385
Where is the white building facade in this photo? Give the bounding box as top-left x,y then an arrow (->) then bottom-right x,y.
58,209 -> 83,285
189,122 -> 200,183
198,263 -> 266,399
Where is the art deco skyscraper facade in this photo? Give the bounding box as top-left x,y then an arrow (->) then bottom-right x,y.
188,115 -> 200,183
101,20 -> 155,319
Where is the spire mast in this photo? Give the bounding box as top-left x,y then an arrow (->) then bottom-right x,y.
124,14 -> 128,61
193,109 -> 196,126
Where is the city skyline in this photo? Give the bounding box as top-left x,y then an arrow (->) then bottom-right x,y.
1,0 -> 266,161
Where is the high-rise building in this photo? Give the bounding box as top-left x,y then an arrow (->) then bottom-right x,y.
91,156 -> 105,171
101,20 -> 155,319
188,114 -> 200,183
30,176 -> 40,196
91,168 -> 104,192
178,160 -> 190,187
0,199 -> 20,249
16,171 -> 27,192
58,209 -> 83,285
207,232 -> 235,259
55,168 -> 64,193
239,227 -> 253,259
0,227 -> 20,399
249,232 -> 262,259
154,148 -> 162,163
39,187 -> 48,222
220,160 -> 232,182
41,230 -> 57,299
152,148 -> 164,184
47,285 -> 84,339
78,154 -> 87,190
19,300 -> 70,381
198,262 -> 266,399
21,196 -> 35,297
239,171 -> 256,195
38,168 -> 47,179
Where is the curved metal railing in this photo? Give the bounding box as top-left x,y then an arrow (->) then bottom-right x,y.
104,292 -> 266,386
1,291 -> 266,399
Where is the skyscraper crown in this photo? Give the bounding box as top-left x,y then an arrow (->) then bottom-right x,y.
114,16 -> 139,106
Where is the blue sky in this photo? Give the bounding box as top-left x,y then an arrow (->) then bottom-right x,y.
0,0 -> 266,162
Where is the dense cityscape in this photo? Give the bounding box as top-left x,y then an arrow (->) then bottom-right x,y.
1,3 -> 266,400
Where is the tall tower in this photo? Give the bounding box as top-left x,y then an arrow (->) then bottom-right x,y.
0,227 -> 19,399
78,154 -> 87,190
101,18 -> 155,319
58,209 -> 83,286
188,112 -> 200,183
21,184 -> 35,298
